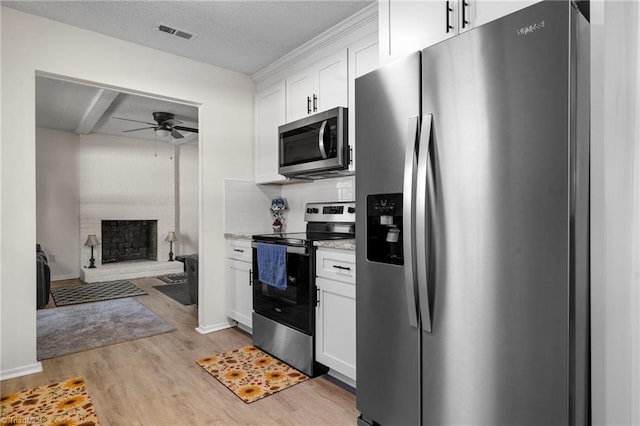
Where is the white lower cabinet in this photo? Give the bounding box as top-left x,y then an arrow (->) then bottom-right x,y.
226,239 -> 253,332
315,248 -> 356,386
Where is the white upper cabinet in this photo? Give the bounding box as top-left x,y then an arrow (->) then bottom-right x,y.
379,0 -> 542,66
465,1 -> 542,30
348,33 -> 379,172
286,49 -> 348,122
379,0 -> 454,66
255,81 -> 288,184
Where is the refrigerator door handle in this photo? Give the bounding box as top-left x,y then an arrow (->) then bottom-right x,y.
416,113 -> 433,333
402,116 -> 420,329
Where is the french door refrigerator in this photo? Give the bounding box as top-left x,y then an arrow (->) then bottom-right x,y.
355,1 -> 590,425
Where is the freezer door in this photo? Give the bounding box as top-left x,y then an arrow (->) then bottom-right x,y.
419,2 -> 583,424
355,52 -> 421,426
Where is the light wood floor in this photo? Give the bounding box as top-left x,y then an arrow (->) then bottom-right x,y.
1,277 -> 358,425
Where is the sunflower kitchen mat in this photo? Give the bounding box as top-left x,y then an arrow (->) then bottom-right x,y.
196,345 -> 309,403
0,377 -> 99,425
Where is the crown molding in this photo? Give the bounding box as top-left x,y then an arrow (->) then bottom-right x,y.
251,3 -> 378,85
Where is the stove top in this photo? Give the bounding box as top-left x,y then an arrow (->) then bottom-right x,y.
252,231 -> 354,246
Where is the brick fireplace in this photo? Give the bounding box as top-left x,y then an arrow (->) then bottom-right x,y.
78,135 -> 183,282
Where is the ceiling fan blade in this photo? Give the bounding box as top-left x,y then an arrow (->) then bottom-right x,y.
164,118 -> 183,126
173,125 -> 198,134
113,117 -> 157,126
171,128 -> 185,139
123,126 -> 155,132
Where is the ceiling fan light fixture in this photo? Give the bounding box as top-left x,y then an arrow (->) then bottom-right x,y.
155,128 -> 171,138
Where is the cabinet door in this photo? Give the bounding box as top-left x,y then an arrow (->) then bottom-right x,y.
286,70 -> 314,122
286,50 -> 348,122
255,81 -> 287,184
348,34 -> 379,172
379,0 -> 455,66
465,0 -> 542,31
316,276 -> 356,381
315,49 -> 348,113
316,248 -> 356,284
227,259 -> 253,330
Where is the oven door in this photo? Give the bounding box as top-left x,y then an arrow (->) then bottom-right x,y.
252,243 -> 313,335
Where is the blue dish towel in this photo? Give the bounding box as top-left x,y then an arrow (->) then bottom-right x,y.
257,243 -> 287,290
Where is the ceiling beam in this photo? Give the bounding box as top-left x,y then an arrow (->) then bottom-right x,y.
75,88 -> 119,135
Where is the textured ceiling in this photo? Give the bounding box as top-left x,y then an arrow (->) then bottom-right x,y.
3,0 -> 373,75
6,1 -> 374,143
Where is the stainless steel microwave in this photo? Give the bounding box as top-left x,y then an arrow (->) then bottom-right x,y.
278,107 -> 349,179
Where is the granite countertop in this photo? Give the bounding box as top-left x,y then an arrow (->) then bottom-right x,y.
226,233 -> 356,251
314,239 -> 356,251
224,232 -> 255,241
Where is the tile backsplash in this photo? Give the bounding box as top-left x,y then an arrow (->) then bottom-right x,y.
280,176 -> 355,231
224,176 -> 355,234
223,180 -> 278,234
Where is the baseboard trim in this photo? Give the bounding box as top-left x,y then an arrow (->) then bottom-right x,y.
327,369 -> 356,390
0,362 -> 43,381
51,273 -> 80,281
195,322 -> 232,335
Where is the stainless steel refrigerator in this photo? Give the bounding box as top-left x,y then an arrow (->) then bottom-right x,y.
355,2 -> 590,425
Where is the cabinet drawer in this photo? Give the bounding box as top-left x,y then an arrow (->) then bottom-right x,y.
316,248 -> 355,284
226,239 -> 253,262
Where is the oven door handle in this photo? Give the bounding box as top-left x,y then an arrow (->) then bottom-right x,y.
251,242 -> 309,256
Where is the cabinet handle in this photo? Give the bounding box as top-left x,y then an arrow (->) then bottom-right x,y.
307,96 -> 312,114
446,1 -> 454,33
313,94 -> 318,112
249,269 -> 253,286
332,265 -> 351,271
349,146 -> 353,164
233,249 -> 244,253
462,0 -> 470,29
316,287 -> 320,307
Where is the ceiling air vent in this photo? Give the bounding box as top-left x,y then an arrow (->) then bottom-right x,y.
155,23 -> 194,41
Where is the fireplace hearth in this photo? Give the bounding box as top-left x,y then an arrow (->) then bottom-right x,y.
101,220 -> 158,264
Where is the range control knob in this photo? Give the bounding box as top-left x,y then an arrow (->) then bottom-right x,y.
306,208 -> 313,214
312,208 -> 319,214
348,207 -> 356,214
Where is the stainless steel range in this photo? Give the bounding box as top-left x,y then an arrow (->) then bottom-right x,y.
252,201 -> 355,377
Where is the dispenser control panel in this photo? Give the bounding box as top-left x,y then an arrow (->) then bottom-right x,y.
367,193 -> 403,265
370,198 -> 399,215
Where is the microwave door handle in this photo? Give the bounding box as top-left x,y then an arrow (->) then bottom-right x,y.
403,116 -> 420,329
318,120 -> 328,159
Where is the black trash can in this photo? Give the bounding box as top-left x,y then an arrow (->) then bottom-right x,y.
183,254 -> 198,305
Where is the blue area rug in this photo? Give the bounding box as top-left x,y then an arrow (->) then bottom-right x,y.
37,298 -> 175,360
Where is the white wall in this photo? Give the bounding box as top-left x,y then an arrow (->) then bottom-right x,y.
78,133 -> 175,268
590,1 -> 640,424
36,128 -> 80,280
178,143 -> 199,255
0,7 -> 254,378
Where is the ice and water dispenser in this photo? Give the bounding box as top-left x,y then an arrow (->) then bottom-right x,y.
366,193 -> 403,265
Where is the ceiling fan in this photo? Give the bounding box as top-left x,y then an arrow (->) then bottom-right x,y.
113,111 -> 198,139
